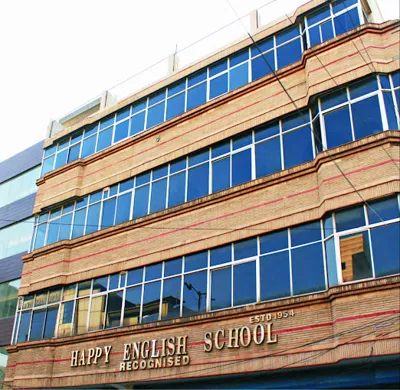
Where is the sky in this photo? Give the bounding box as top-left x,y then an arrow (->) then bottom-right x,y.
0,0 -> 398,163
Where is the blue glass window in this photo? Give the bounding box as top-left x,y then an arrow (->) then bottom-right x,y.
42,156 -> 55,175
34,224 -> 47,249
260,251 -> 290,300
260,229 -> 288,254
86,203 -> 100,234
334,8 -> 360,36
211,267 -> 231,310
72,208 -> 86,239
251,38 -> 273,56
146,263 -> 162,281
321,20 -> 334,42
336,205 -> 365,232
149,90 -> 165,105
123,286 -> 141,326
383,92 -> 398,130
100,116 -> 114,130
234,237 -> 257,260
96,128 -> 113,152
283,125 -> 313,168
187,164 -> 209,201
127,268 -> 143,285
210,244 -> 232,266
307,5 -> 330,26
55,149 -> 68,169
255,137 -> 281,178
116,106 -> 130,122
234,261 -> 256,306
277,39 -> 302,69
47,220 -> 60,245
109,274 -> 119,290
168,80 -> 186,96
210,73 -> 228,99
230,49 -> 249,66
324,106 -> 353,148
115,192 -> 132,225
81,135 -> 96,158
255,122 -> 280,141
146,102 -> 165,129
276,26 -> 300,45
350,77 -> 378,99
187,82 -> 207,111
43,306 -> 58,339
233,132 -> 252,150
321,89 -> 347,110
150,179 -> 167,213
136,172 -> 150,186
168,172 -> 186,208
292,242 -> 325,295
166,93 -> 185,120
232,149 -> 251,186
68,144 -> 80,163
352,96 -> 383,139
101,198 -> 116,229
130,112 -> 146,136
59,213 -> 72,241
44,145 -> 56,157
282,111 -> 309,132
106,291 -> 123,328
114,120 -> 129,143
309,25 -> 321,46
164,258 -> 182,277
212,157 -> 230,193
291,221 -> 321,246
185,251 -> 208,272
332,0 -> 358,14
212,140 -> 230,158
170,158 -> 186,173
161,277 -> 181,319
152,165 -> 168,180
210,59 -> 227,77
367,197 -> 399,224
17,311 -> 32,342
251,51 -> 275,81
188,69 -> 207,87
183,271 -> 207,315
133,185 -> 149,218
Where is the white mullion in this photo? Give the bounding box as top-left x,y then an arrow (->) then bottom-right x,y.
279,121 -> 284,169
256,236 -> 261,303
147,174 -> 153,215
330,3 -> 337,37
230,263 -> 234,308
159,263 -> 165,321
346,88 -> 356,142
304,16 -> 311,49
53,300 -> 62,339
288,228 -> 293,296
229,139 -> 233,187
377,89 -> 390,130
208,147 -> 212,195
179,259 -> 184,317
139,268 -> 145,323
184,157 -> 189,202
320,220 -> 329,291
143,97 -> 150,130
11,300 -> 21,344
251,130 -> 256,180
120,286 -> 126,328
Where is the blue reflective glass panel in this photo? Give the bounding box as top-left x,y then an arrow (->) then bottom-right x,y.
86,203 -> 100,234
161,276 -> 182,319
260,229 -> 288,254
211,267 -> 231,310
72,208 -> 86,239
185,251 -> 208,272
183,271 -> 207,315
120,179 -> 134,192
188,69 -> 207,87
309,25 -> 321,46
336,205 -> 365,232
383,92 -> 398,130
334,8 -> 360,36
260,251 -> 291,300
90,191 -> 102,203
352,96 -> 383,139
321,20 -> 334,42
101,198 -> 116,229
100,116 -> 114,130
325,237 -> 338,287
136,172 -> 150,186
47,220 -> 60,245
255,137 -> 282,178
209,59 -> 227,77
55,149 -> 67,169
34,224 -> 47,250
116,106 -> 130,122
43,306 -> 58,339
210,73 -> 228,99
212,140 -> 230,158
130,111 -> 145,136
149,90 -> 165,106
115,192 -> 132,225
210,244 -> 232,266
332,0 -> 358,13
68,144 -> 80,163
165,258 -> 182,277
96,128 -> 113,152
59,213 -> 72,241
232,149 -> 251,186
146,263 -> 162,281
146,102 -> 165,129
127,268 -> 143,285
114,120 -> 129,143
234,261 -> 256,306
85,124 -> 98,137
212,157 -> 230,193
283,125 -> 313,168
81,135 -> 96,158
230,49 -> 249,66
392,70 -> 400,87
230,63 -> 248,91
133,185 -> 149,218
30,310 -> 46,341
277,38 -> 302,69
251,51 -> 275,81
380,75 -> 391,89
367,197 -> 399,224
371,223 -> 400,277
187,164 -> 209,201
105,292 -> 123,329
168,172 -> 186,208
166,93 -> 185,120
150,179 -> 167,213
17,311 -> 32,342
234,237 -> 257,260
187,82 -> 207,110
291,221 -> 321,246
251,37 -> 273,56
307,5 -> 330,26
168,80 -> 186,96
152,165 -> 168,180
321,89 -> 347,110
255,122 -> 280,141
276,26 -> 300,45
109,274 -> 119,290
132,99 -> 146,114
292,242 -> 325,295
350,77 -> 378,99
324,106 -> 353,148
123,286 -> 141,326
42,156 -> 55,175
189,148 -> 210,167
44,145 -> 56,157
170,158 -> 186,174
233,132 -> 252,150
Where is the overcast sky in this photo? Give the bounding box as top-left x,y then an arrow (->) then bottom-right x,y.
0,0 -> 398,163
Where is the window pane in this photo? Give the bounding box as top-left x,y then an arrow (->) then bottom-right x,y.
255,137 -> 281,178
230,49 -> 249,66
127,268 -> 143,286
29,310 -> 45,340
352,96 -> 383,140
168,80 -> 185,96
368,196 -> 399,224
115,192 -> 132,225
170,158 -> 186,173
41,156 -> 55,175
58,301 -> 74,337
307,5 -> 330,26
59,213 -> 72,241
34,224 -> 47,249
321,20 -> 334,42
325,237 -> 338,287
78,281 -> 91,297
309,25 -> 321,46
106,291 -> 123,328
133,185 -> 149,218
187,82 -> 207,111
116,106 -> 130,122
17,311 -> 31,342
260,251 -> 291,300
332,0 -> 358,13
251,51 -> 275,81
54,149 -> 68,169
212,157 -> 230,193
187,164 -> 209,201
210,73 -> 228,99
291,221 -> 321,246
96,127 -> 113,152
321,89 -> 347,111
74,298 -> 89,335
211,267 -> 231,310
185,251 -> 208,272
210,59 -> 227,77
336,206 -> 365,232
166,93 -> 185,120
334,8 -> 360,36
292,242 -> 325,295
234,237 -> 257,260
109,274 -> 119,290
183,271 -> 207,316
324,106 -> 353,148
383,92 -> 398,130
81,135 -> 96,158
212,140 -> 230,158
100,116 -> 114,130
149,90 -> 165,106
165,258 -> 182,277
136,172 -> 150,186
339,231 -> 372,282
86,203 -> 101,234
101,198 -> 116,229
277,38 -> 302,69
188,69 -> 207,87
142,281 -> 161,323
161,276 -> 182,319
260,229 -> 288,254
43,306 -> 58,339
0,279 -> 20,319
123,286 -> 142,326
150,179 -> 167,213
147,102 -> 165,129
145,263 -> 162,281
114,120 -> 129,143
189,149 -> 209,166
72,208 -> 86,239
89,295 -> 106,331
230,63 -> 248,90
350,77 -> 378,99
130,111 -> 146,136
232,149 -> 252,186
47,220 -> 60,245
168,172 -> 186,208
234,261 -> 256,306
283,125 -> 313,168
276,25 -> 300,45
68,143 -> 81,163
93,277 -> 108,293
251,37 -> 273,56
210,244 -> 232,266
371,223 -> 400,277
